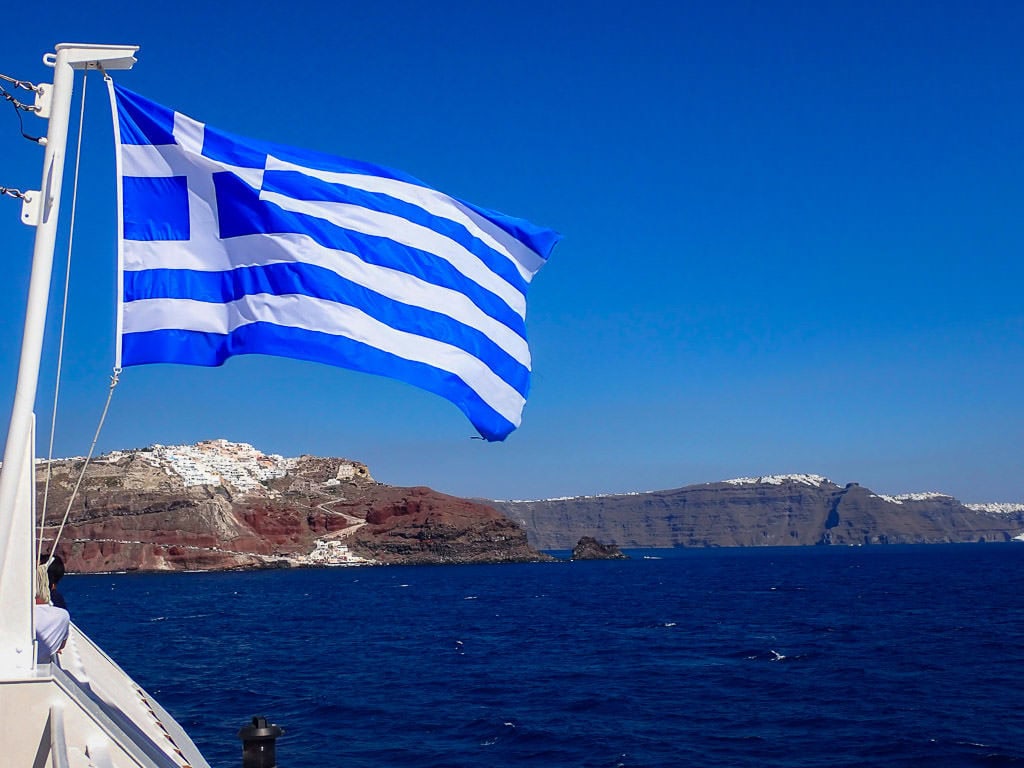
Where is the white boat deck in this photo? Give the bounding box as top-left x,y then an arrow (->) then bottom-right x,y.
0,622 -> 210,768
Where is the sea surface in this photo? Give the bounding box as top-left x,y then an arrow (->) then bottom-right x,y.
67,544 -> 1024,768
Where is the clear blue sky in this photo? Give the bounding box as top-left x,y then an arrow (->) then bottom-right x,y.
2,2 -> 1022,502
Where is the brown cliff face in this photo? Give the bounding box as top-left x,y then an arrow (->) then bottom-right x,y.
36,449 -> 544,573
348,486 -> 550,564
491,479 -> 1024,550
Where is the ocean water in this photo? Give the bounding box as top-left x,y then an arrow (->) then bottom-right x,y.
66,544 -> 1024,768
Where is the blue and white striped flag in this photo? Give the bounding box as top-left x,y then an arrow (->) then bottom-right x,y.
110,85 -> 558,441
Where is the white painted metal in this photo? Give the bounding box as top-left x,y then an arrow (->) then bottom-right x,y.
51,704 -> 71,768
34,81 -> 54,120
21,188 -> 42,225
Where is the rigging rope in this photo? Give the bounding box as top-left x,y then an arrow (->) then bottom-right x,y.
0,185 -> 28,199
38,71 -> 122,558
0,83 -> 39,111
39,70 -> 87,554
0,77 -> 45,143
45,369 -> 121,557
0,72 -> 42,92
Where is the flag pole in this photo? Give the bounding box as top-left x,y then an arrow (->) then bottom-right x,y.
0,43 -> 137,674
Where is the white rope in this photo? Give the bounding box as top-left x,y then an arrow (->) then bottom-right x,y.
38,70 -> 88,557
45,369 -> 121,555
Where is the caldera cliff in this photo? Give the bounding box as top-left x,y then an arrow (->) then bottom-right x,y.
489,474 -> 1024,550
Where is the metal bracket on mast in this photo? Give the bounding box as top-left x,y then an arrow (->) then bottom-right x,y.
33,83 -> 52,121
20,191 -> 41,226
42,45 -> 139,72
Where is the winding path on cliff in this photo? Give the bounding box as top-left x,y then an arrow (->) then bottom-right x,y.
286,494 -> 366,540
319,496 -> 367,539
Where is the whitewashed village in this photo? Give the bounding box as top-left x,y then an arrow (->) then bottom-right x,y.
98,439 -> 375,566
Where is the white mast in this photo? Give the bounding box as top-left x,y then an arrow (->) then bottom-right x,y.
0,43 -> 137,675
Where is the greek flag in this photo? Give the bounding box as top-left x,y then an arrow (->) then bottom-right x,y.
110,85 -> 558,441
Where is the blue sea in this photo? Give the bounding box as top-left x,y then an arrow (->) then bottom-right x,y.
67,544 -> 1024,767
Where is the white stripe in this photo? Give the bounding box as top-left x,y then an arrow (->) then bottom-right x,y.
260,190 -> 527,320
122,238 -> 226,271
123,232 -> 531,367
266,156 -> 546,279
122,295 -> 525,426
121,143 -> 264,190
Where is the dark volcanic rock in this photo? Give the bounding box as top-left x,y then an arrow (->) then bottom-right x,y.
571,537 -> 628,560
490,476 -> 1024,550
345,485 -> 549,565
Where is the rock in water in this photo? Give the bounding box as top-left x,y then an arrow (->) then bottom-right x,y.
571,536 -> 628,560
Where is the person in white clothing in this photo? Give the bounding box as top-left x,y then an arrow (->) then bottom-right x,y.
34,563 -> 69,664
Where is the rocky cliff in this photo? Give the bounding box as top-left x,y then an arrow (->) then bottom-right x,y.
490,474 -> 1024,550
37,449 -> 1024,572
35,441 -> 545,573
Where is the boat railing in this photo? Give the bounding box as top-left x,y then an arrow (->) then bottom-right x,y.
49,704 -> 71,768
52,622 -> 210,768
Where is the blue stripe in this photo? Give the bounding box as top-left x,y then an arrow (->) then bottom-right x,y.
197,118 -> 431,186
461,199 -> 561,262
123,263 -> 531,398
200,121 -> 268,170
262,170 -> 530,295
114,85 -> 175,146
120,325 -> 517,441
213,173 -> 529,336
